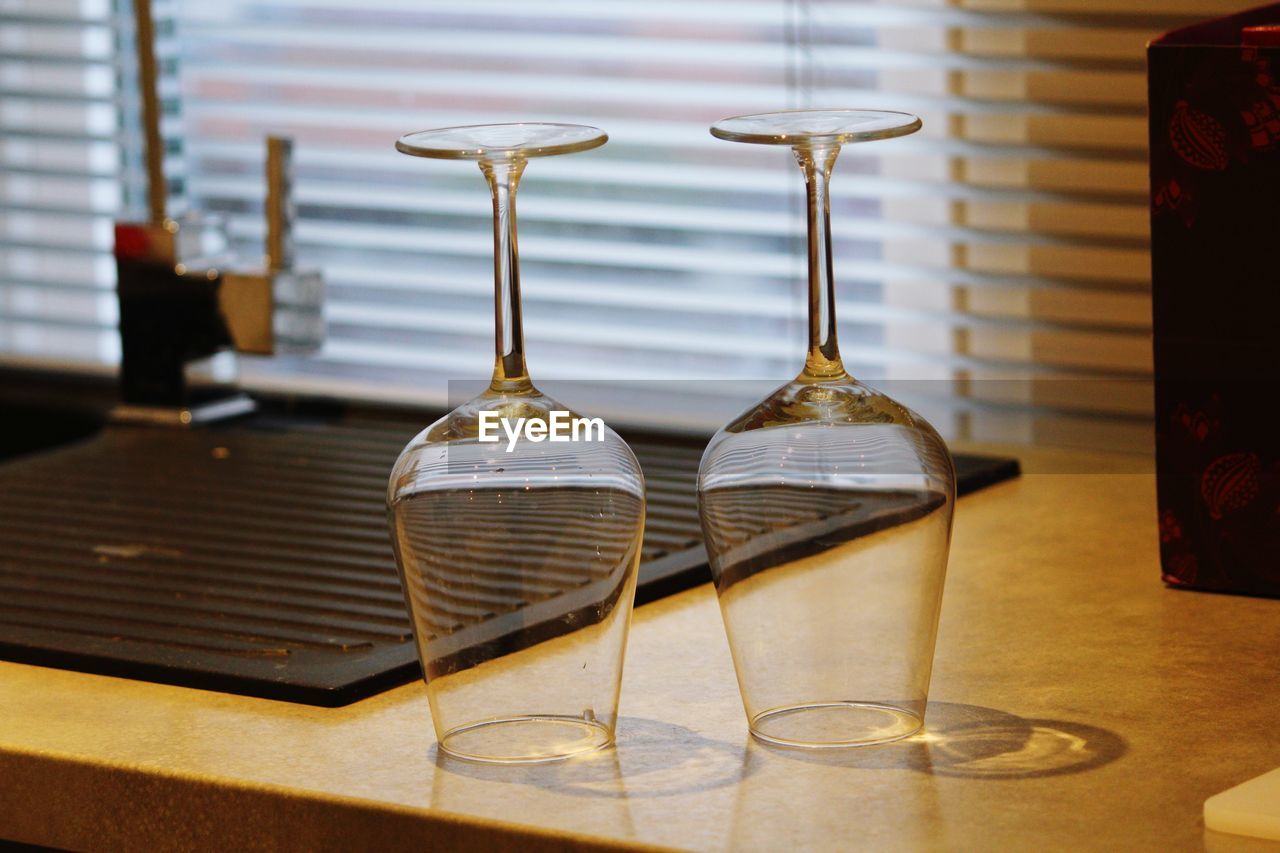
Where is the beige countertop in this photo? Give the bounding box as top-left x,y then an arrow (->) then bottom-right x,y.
1,448 -> 1278,851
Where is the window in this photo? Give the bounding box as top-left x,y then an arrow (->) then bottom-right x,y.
2,0 -> 1256,449
1,0 -> 120,369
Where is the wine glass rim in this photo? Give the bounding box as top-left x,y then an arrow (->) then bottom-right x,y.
396,122 -> 608,161
710,108 -> 922,146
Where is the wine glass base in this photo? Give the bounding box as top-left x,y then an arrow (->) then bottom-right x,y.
749,702 -> 923,749
710,109 -> 921,146
396,123 -> 607,161
438,715 -> 614,764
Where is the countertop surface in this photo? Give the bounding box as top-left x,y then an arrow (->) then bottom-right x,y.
1,446 -> 1278,852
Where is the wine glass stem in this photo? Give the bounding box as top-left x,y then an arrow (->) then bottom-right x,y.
482,158 -> 531,393
794,144 -> 847,380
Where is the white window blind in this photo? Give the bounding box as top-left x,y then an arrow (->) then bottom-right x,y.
1,0 -> 1263,450
0,0 -> 120,368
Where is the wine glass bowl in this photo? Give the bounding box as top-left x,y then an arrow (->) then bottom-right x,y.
699,109 -> 955,749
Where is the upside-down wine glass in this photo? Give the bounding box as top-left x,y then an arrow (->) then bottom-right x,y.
387,124 -> 646,764
698,110 -> 956,748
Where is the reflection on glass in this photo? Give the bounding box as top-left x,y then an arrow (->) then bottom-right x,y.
699,110 -> 956,748
387,124 -> 645,764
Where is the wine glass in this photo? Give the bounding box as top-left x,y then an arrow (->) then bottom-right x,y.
698,110 -> 956,748
387,124 -> 646,764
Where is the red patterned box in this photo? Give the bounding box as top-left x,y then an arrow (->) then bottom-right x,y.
1149,6 -> 1280,597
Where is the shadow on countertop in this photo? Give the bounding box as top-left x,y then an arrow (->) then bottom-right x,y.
754,701 -> 1127,780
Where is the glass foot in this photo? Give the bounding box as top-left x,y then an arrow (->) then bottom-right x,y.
396,122 -> 606,161
710,109 -> 921,146
438,715 -> 615,764
750,702 -> 923,749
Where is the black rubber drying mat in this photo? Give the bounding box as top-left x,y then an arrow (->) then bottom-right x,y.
0,413 -> 1017,706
